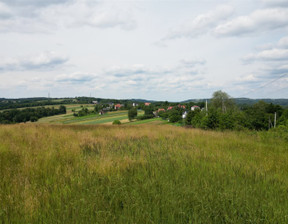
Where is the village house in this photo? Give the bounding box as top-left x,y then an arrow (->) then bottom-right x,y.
114,104 -> 123,110
145,102 -> 151,106
191,105 -> 200,111
182,111 -> 188,119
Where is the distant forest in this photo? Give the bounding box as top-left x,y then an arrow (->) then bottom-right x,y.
0,106 -> 66,124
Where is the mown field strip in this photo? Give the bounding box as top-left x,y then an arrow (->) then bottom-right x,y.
125,118 -> 165,125
63,112 -> 128,124
80,115 -> 129,125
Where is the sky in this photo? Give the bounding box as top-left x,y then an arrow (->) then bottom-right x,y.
0,0 -> 288,101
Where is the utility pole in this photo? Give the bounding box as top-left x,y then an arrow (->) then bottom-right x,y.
274,112 -> 277,128
205,99 -> 208,116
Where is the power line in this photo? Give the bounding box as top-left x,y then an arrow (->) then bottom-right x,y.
237,73 -> 288,98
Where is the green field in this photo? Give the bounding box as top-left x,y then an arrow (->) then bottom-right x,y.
1,124 -> 288,223
37,108 -> 163,125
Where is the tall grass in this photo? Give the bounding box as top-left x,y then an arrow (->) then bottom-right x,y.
0,124 -> 288,223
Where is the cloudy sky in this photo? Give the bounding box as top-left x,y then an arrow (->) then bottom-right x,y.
0,0 -> 287,101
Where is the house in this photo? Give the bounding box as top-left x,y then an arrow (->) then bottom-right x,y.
92,101 -> 98,104
178,104 -> 186,109
158,108 -> 165,113
182,111 -> 188,119
133,103 -> 138,107
191,105 -> 200,111
167,106 -> 173,110
114,104 -> 123,110
145,102 -> 151,106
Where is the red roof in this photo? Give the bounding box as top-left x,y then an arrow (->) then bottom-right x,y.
178,104 -> 186,109
145,102 -> 151,106
167,106 -> 173,110
114,104 -> 122,109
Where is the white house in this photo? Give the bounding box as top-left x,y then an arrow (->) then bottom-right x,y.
191,105 -> 200,111
182,111 -> 188,119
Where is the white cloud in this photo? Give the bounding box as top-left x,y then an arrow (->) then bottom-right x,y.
244,49 -> 288,61
0,52 -> 68,71
278,36 -> 288,48
214,8 -> 288,36
165,5 -> 234,39
0,0 -> 137,33
52,60 -> 206,93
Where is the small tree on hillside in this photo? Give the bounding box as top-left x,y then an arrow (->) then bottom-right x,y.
128,108 -> 137,121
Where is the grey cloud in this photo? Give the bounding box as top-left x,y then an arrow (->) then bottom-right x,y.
0,52 -> 68,71
1,0 -> 71,8
261,65 -> 288,76
55,74 -> 96,84
0,1 -> 137,33
262,0 -> 288,7
180,59 -> 206,67
0,3 -> 13,19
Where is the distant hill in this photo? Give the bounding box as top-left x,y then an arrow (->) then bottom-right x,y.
182,98 -> 288,107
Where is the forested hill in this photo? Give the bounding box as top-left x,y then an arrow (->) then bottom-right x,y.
182,98 -> 288,107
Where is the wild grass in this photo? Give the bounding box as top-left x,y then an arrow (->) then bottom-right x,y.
0,124 -> 287,223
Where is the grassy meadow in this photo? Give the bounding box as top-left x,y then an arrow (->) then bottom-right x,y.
1,124 -> 288,223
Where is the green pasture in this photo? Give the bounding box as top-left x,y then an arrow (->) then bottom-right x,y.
38,109 -> 150,125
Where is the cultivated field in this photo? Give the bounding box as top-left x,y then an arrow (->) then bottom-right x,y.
1,124 -> 287,223
37,106 -> 163,125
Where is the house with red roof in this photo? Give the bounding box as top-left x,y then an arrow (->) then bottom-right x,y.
114,104 -> 123,110
178,104 -> 186,109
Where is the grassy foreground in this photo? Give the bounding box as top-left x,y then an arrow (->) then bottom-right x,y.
0,124 -> 288,223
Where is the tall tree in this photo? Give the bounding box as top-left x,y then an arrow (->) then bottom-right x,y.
211,90 -> 235,113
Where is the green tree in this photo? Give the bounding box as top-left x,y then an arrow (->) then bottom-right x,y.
211,90 -> 235,113
128,108 -> 137,121
168,110 -> 182,123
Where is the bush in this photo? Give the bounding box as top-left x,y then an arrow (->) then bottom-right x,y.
168,110 -> 182,123
112,120 -> 121,125
136,115 -> 154,120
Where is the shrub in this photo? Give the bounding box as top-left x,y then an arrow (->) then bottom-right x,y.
112,120 -> 121,125
136,115 -> 154,120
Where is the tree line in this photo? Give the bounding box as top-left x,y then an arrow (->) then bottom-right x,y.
127,91 -> 288,131
0,106 -> 66,124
